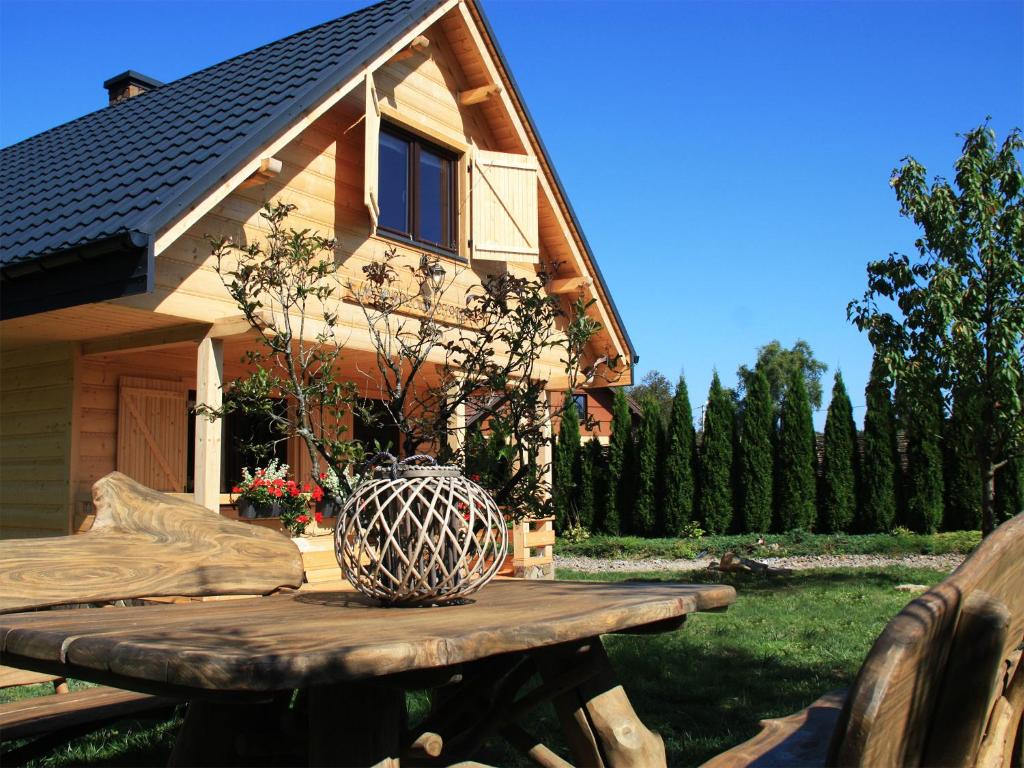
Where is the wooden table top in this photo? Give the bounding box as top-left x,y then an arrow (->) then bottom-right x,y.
0,580 -> 734,694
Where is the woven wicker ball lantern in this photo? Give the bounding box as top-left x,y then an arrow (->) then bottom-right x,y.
335,455 -> 508,606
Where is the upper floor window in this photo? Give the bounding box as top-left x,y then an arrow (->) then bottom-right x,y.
378,124 -> 457,253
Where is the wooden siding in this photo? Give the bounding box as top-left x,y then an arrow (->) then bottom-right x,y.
0,344 -> 76,537
550,388 -> 616,443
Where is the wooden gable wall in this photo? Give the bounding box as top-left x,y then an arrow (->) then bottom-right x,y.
122,7 -> 625,381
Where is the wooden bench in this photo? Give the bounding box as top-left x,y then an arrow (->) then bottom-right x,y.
0,471 -> 305,761
703,512 -> 1024,768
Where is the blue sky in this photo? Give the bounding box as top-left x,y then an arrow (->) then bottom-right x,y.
2,0 -> 1022,427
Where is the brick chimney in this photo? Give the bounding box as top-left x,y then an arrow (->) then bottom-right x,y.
103,70 -> 164,105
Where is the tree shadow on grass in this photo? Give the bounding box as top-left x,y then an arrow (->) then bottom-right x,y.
560,566 -> 948,593
606,631 -> 848,766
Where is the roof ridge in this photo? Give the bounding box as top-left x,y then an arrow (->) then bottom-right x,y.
0,0 -> 397,154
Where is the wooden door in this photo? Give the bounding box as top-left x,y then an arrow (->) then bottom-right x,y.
116,377 -> 187,492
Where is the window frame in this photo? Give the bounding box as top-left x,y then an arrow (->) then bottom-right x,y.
377,122 -> 459,255
571,393 -> 588,419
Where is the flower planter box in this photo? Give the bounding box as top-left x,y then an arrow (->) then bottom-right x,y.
237,499 -> 281,519
291,535 -> 342,586
512,516 -> 555,580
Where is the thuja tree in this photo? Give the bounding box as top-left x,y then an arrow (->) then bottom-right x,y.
944,381 -> 982,530
633,396 -> 663,536
597,388 -> 632,534
699,373 -> 735,534
850,123 -> 1024,535
659,375 -> 696,536
552,399 -> 581,530
202,203 -> 360,483
995,455 -> 1024,522
775,368 -> 816,531
738,369 -> 773,532
820,372 -> 858,532
859,354 -> 898,532
349,247 -> 618,519
897,374 -> 946,533
577,438 -> 603,530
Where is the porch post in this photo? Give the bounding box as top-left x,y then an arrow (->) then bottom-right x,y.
194,336 -> 223,512
540,390 -> 554,491
447,400 -> 465,456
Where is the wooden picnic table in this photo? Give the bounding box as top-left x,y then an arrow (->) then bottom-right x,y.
0,579 -> 735,767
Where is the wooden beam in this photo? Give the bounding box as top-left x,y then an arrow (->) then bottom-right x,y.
81,323 -> 211,357
458,83 -> 502,106
390,35 -> 430,62
548,276 -> 592,295
207,315 -> 259,339
238,157 -> 282,190
194,337 -> 224,512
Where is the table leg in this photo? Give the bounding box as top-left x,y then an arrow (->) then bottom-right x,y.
168,699 -> 271,767
308,681 -> 405,767
536,638 -> 666,768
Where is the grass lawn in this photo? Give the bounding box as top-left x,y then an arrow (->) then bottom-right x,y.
557,529 -> 980,561
5,566 -> 949,767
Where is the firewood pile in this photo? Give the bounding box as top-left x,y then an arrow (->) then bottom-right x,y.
708,551 -> 793,577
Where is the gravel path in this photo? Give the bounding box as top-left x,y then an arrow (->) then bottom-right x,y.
555,553 -> 965,574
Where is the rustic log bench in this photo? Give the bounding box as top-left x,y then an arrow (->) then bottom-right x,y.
0,471 -> 305,763
703,512 -> 1024,768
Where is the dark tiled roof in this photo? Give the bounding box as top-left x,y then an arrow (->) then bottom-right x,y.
0,0 -> 439,266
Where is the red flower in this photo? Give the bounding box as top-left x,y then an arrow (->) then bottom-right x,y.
312,486 -> 324,502
297,514 -> 309,524
231,486 -> 241,494
319,472 -> 328,480
314,512 -> 323,523
289,485 -> 300,497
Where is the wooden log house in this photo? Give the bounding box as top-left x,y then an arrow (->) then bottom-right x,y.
0,0 -> 637,538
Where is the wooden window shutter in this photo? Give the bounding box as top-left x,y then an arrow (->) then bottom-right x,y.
116,377 -> 187,492
471,147 -> 540,263
364,73 -> 381,233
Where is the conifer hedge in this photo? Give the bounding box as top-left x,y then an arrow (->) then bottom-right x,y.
552,396 -> 580,530
944,383 -> 982,530
775,368 -> 816,531
901,377 -> 945,534
860,355 -> 898,532
659,375 -> 696,536
738,369 -> 773,532
633,397 -> 662,536
698,373 -> 735,534
820,372 -> 858,532
596,389 -> 631,535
